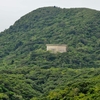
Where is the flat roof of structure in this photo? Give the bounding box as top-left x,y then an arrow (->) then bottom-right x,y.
46,44 -> 66,46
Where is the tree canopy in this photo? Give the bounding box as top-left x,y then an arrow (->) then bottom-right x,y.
0,7 -> 100,99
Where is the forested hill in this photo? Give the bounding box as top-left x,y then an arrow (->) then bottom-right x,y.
0,7 -> 100,100
0,7 -> 100,68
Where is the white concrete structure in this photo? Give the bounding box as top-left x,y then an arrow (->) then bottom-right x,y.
46,44 -> 67,53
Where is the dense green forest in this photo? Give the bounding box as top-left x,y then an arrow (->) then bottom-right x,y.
0,6 -> 100,99
1,67 -> 100,100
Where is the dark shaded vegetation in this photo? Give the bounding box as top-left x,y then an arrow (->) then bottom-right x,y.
0,7 -> 100,99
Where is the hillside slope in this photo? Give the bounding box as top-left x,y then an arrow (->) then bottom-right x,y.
0,67 -> 100,100
0,7 -> 100,100
0,7 -> 100,68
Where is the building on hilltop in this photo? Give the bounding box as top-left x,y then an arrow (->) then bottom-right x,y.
46,44 -> 67,53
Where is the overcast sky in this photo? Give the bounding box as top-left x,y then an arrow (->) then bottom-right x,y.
0,0 -> 100,32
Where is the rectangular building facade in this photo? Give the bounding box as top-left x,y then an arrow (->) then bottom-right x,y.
46,44 -> 67,53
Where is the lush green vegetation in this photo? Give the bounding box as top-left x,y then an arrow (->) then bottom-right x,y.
0,6 -> 100,99
0,7 -> 100,68
1,67 -> 100,100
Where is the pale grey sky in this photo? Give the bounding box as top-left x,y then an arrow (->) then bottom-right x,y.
0,0 -> 100,32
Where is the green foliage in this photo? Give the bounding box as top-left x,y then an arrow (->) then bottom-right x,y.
0,67 -> 100,99
0,7 -> 100,68
0,7 -> 100,99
